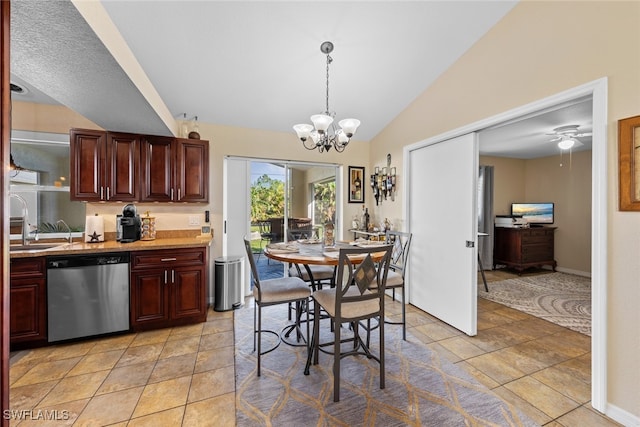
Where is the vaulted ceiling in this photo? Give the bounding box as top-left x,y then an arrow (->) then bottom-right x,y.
10,1 -> 591,158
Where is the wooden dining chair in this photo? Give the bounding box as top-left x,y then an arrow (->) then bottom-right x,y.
304,244 -> 393,402
243,237 -> 311,376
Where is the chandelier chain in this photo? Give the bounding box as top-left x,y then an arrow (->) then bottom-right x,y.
325,53 -> 332,114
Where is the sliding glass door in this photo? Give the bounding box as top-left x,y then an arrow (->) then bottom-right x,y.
224,156 -> 339,286
251,161 -> 337,243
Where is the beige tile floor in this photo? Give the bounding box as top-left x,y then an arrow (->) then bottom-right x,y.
8,272 -> 622,426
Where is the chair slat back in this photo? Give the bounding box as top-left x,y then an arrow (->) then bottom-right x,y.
334,245 -> 393,317
385,230 -> 412,278
243,237 -> 262,298
258,221 -> 271,235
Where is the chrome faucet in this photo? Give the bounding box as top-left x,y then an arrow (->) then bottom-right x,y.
57,219 -> 73,244
10,193 -> 31,246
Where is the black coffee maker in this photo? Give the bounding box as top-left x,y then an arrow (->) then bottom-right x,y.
120,204 -> 141,243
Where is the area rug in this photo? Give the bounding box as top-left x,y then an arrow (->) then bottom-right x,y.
234,303 -> 538,426
479,272 -> 591,336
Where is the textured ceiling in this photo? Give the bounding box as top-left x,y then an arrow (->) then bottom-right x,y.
10,0 -> 171,135
9,0 -> 592,158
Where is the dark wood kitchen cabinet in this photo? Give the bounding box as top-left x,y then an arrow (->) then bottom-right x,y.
140,136 -> 209,202
71,128 -> 208,203
493,226 -> 557,274
130,247 -> 208,330
10,257 -> 47,348
70,128 -> 140,201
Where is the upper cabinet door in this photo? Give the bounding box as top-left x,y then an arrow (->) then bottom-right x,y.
70,129 -> 106,201
71,129 -> 208,203
106,132 -> 139,201
140,136 -> 174,202
175,138 -> 209,203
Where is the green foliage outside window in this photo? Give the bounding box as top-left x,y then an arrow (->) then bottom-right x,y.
250,174 -> 285,223
314,180 -> 336,225
250,173 -> 336,233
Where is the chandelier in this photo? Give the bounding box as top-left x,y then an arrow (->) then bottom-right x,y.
293,41 -> 360,153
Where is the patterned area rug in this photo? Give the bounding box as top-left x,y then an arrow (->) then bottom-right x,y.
479,272 -> 591,336
234,303 -> 537,426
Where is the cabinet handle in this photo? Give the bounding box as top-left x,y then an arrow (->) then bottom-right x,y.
106,187 -> 110,200
178,188 -> 181,200
100,186 -> 104,199
171,270 -> 175,283
161,258 -> 177,262
171,188 -> 174,200
164,270 -> 168,284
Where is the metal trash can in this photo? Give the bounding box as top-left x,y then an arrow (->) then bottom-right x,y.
214,256 -> 244,311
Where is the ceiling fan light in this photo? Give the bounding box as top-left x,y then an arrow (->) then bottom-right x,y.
310,114 -> 333,132
558,137 -> 576,150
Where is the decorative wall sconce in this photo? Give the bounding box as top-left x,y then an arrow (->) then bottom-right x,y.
370,153 -> 396,205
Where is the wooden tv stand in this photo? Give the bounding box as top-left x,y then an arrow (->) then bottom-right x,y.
493,226 -> 557,274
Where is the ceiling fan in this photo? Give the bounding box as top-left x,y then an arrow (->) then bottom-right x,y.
547,124 -> 592,150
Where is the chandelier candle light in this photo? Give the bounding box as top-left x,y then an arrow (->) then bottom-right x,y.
293,41 -> 360,153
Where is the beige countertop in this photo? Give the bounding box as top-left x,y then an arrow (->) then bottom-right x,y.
9,236 -> 212,259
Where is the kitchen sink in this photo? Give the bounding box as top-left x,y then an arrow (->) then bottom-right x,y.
9,243 -> 67,252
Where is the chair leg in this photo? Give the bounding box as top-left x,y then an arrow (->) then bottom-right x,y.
303,313 -> 315,375
379,312 -> 385,390
333,317 -> 341,402
313,301 -> 321,365
305,298 -> 310,365
253,303 -> 257,352
365,319 -> 371,348
295,301 -> 302,342
401,285 -> 406,341
257,304 -> 262,376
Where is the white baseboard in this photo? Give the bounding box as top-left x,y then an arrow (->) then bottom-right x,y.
553,266 -> 591,278
606,403 -> 640,427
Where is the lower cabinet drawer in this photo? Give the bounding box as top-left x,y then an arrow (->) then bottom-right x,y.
131,247 -> 205,269
10,257 -> 45,279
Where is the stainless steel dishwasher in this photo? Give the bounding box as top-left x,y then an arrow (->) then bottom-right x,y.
47,252 -> 130,342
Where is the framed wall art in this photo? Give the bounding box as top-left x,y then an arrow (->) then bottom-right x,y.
618,115 -> 640,211
348,166 -> 365,203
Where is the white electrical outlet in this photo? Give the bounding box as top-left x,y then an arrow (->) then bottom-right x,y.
188,215 -> 200,226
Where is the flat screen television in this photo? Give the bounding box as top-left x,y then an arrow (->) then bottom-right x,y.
511,202 -> 554,225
